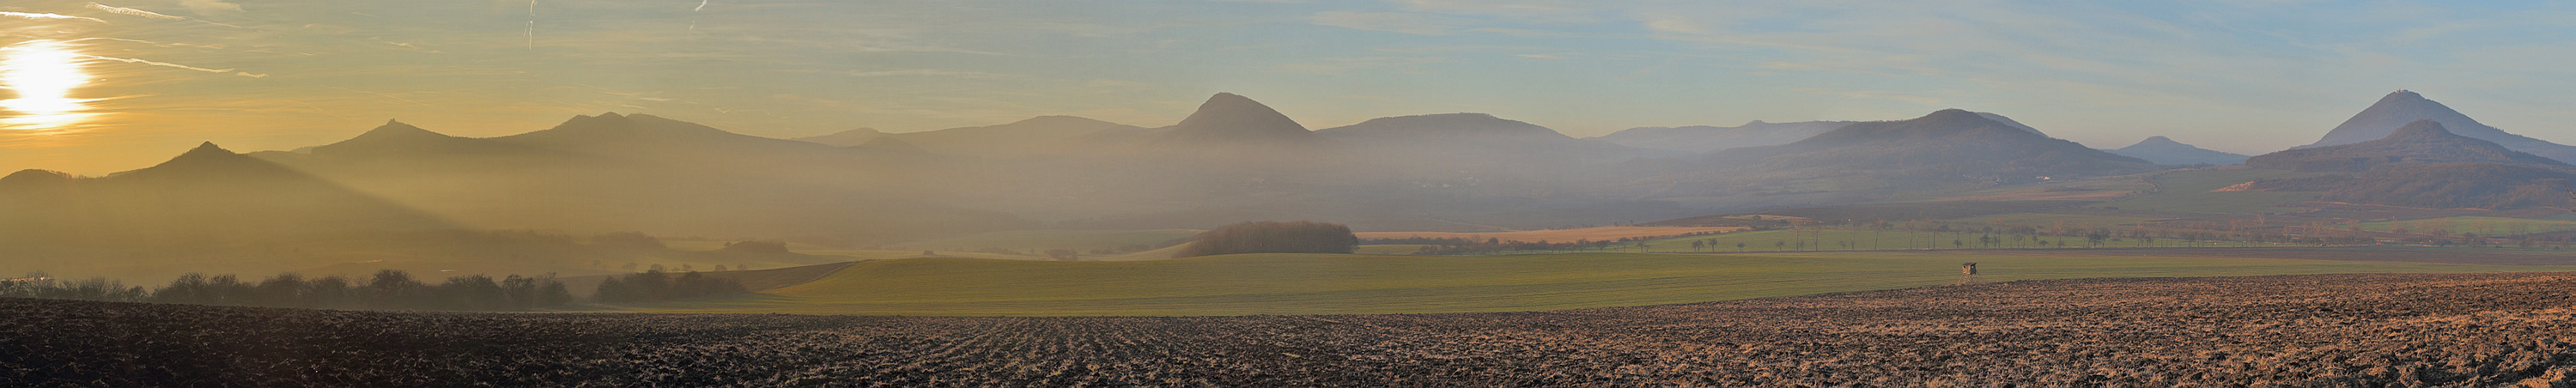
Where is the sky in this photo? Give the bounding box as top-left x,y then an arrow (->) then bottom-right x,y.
2,0 -> 2573,174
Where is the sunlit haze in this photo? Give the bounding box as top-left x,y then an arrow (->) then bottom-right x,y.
14,3 -> 2576,385
0,0 -> 2572,173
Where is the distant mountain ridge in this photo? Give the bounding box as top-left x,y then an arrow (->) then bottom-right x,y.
0,142 -> 457,245
1154,93 -> 1325,147
2300,90 -> 2576,163
1595,111 -> 2035,154
1317,112 -> 1574,141
838,116 -> 1151,156
2250,120 -> 2566,173
1594,120 -> 1857,153
793,128 -> 884,147
1974,112 -> 2045,136
2104,136 -> 2248,166
2239,119 -> 2576,209
1704,109 -> 2159,185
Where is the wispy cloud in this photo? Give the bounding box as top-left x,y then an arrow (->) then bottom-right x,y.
86,3 -> 243,27
371,37 -> 440,53
86,3 -> 185,20
0,11 -> 108,23
65,37 -> 228,50
80,54 -> 265,78
178,0 -> 242,14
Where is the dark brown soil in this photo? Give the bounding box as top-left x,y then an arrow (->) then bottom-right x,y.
7,272 -> 2576,386
1954,246 -> 2576,265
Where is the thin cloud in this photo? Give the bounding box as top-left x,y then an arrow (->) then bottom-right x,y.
526,0 -> 538,51
87,3 -> 185,20
80,54 -> 266,78
85,3 -> 243,27
372,37 -> 441,53
65,37 -> 228,50
178,0 -> 243,14
0,11 -> 108,23
691,0 -> 708,30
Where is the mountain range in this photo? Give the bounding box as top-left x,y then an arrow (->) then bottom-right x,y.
0,142 -> 457,246
2238,120 -> 2576,209
1706,109 -> 2156,182
9,88 -> 2574,276
1591,111 -> 2042,154
1593,120 -> 1857,153
2300,90 -> 2576,163
2251,120 -> 2566,173
2103,136 -> 2248,166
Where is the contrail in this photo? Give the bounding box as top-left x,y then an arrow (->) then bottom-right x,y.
66,37 -> 227,50
64,38 -> 269,77
526,0 -> 538,50
87,3 -> 184,20
80,54 -> 264,77
0,11 -> 108,23
86,3 -> 244,27
690,0 -> 708,31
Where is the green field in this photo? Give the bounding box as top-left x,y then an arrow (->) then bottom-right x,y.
637,251 -> 2573,316
1633,228 -> 2261,252
2093,168 -> 2322,214
671,237 -> 1194,262
2359,216 -> 2576,236
1355,245 -> 1435,254
884,229 -> 1200,252
1945,212 -> 2166,229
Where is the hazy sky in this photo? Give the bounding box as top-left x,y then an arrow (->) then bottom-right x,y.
2,0 -> 2573,173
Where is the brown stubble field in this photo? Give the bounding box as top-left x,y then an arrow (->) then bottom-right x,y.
6,272 -> 2575,386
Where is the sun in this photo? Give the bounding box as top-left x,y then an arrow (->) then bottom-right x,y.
0,39 -> 99,130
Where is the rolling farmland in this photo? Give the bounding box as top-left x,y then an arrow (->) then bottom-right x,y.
630,250 -> 2575,316
2092,168 -> 2324,214
11,272 -> 2576,385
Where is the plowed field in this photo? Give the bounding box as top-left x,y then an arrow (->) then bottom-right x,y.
7,272 -> 2574,386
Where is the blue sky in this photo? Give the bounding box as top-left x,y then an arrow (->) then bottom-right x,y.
2,0 -> 2573,173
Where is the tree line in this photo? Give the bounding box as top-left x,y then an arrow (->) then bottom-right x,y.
1174,221 -> 1359,258
1367,230 -> 1728,255
2,270 -> 574,311
3,268 -> 758,310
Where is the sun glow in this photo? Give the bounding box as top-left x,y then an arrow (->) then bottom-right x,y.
0,40 -> 98,130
